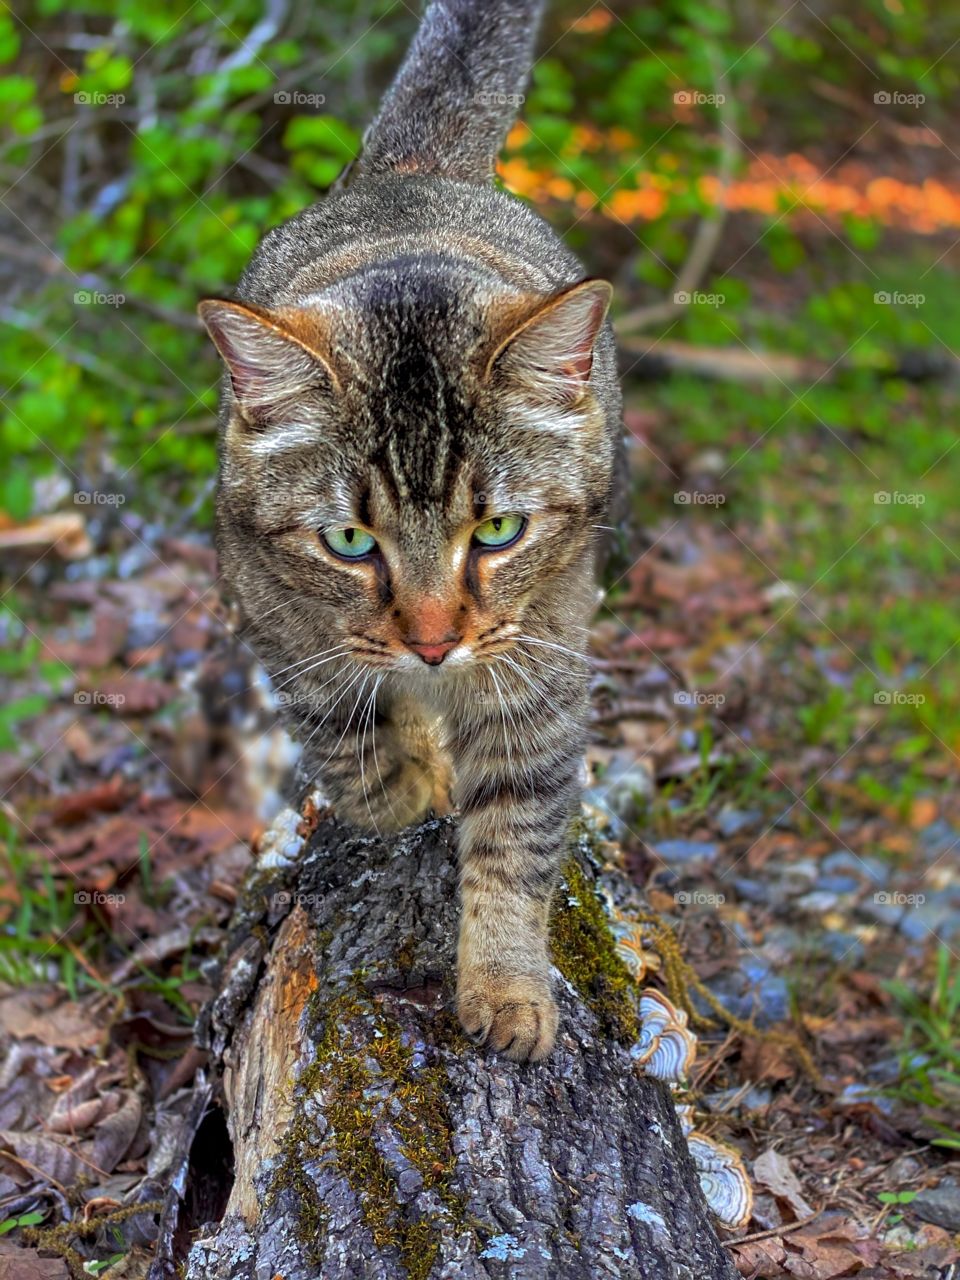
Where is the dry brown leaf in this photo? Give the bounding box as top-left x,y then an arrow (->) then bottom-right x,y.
0,513 -> 91,560
733,1238 -> 789,1277
95,675 -> 175,715
908,796 -> 938,829
753,1148 -> 815,1221
740,1036 -> 796,1083
0,1129 -> 90,1186
787,1232 -> 864,1278
0,1240 -> 69,1280
92,1089 -> 142,1172
0,989 -> 102,1052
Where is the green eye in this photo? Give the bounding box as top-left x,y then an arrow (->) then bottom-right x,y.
322,526 -> 377,558
473,514 -> 526,549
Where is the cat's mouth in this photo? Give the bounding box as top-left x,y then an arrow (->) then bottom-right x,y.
349,619 -> 522,672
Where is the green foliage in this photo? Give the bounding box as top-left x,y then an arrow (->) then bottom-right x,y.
0,1212 -> 46,1235
885,946 -> 960,1149
0,0 -> 400,506
1,0 -> 956,513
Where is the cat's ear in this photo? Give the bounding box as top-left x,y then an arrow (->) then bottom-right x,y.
487,279 -> 612,406
198,299 -> 339,423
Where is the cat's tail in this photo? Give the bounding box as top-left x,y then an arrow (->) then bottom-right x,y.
356,0 -> 545,183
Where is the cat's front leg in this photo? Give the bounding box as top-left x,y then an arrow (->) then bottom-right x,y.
451,668 -> 586,1061
299,680 -> 450,834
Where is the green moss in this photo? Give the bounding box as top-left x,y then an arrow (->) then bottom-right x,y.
21,1200 -> 164,1280
270,982 -> 467,1279
550,841 -> 639,1046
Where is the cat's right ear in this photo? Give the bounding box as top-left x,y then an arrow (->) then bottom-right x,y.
198,299 -> 339,424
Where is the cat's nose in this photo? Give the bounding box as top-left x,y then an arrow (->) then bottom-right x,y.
407,636 -> 460,665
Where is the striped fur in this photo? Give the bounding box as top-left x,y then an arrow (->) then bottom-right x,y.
200,1 -> 623,1061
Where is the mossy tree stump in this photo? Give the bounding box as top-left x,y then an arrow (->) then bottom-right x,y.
150,810 -> 737,1280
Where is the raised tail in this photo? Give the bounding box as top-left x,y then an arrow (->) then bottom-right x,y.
357,0 -> 545,183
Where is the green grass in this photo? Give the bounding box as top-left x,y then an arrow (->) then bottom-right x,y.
0,827 -> 84,992
1,819 -> 198,1018
885,945 -> 960,1150
627,247 -> 960,807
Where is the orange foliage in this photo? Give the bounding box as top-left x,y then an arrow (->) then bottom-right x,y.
497,131 -> 960,232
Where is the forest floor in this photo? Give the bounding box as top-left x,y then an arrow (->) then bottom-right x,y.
1,240 -> 959,1279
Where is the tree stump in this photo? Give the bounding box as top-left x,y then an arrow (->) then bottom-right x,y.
150,803 -> 738,1280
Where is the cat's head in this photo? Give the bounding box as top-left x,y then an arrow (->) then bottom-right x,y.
200,265 -> 614,676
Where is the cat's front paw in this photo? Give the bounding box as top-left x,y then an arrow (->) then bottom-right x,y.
457,972 -> 558,1062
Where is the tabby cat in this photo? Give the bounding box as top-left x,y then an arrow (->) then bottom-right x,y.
200,0 -> 622,1061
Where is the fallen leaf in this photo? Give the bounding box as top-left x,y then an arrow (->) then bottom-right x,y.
0,990 -> 102,1052
753,1147 -> 815,1220
92,1089 -> 142,1172
50,777 -> 129,825
740,1037 -> 796,1084
0,513 -> 90,560
733,1238 -> 788,1277
0,1129 -> 89,1186
908,796 -> 938,829
0,1240 -> 69,1280
95,676 -> 175,715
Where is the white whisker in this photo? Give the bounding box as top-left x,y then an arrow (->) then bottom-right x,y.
299,666 -> 365,755
358,676 -> 382,834
271,650 -> 352,693
368,679 -> 400,828
269,643 -> 353,681
515,634 -> 592,666
318,669 -> 371,773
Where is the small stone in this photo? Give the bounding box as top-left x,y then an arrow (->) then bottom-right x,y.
587,760 -> 654,827
703,1085 -> 772,1112
898,896 -> 960,941
822,850 -> 886,884
796,890 -> 841,914
820,931 -> 865,964
919,820 -> 960,862
836,1082 -> 895,1113
732,878 -> 768,905
913,1182 -> 960,1232
818,874 -> 860,894
651,839 -> 720,868
717,807 -> 763,839
397,1167 -> 423,1196
696,970 -> 789,1028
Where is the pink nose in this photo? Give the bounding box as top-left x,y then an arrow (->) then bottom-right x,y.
408,638 -> 459,665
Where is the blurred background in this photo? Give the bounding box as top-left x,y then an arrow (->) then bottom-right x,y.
1,0 -> 959,1273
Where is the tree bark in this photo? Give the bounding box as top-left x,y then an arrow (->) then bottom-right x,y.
150,802 -> 738,1280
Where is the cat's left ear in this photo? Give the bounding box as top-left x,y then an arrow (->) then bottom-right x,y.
487,279 -> 612,406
